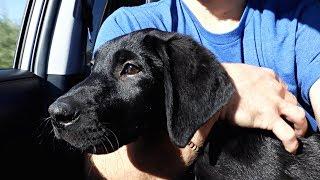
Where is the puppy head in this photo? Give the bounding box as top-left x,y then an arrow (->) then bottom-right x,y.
48,29 -> 234,154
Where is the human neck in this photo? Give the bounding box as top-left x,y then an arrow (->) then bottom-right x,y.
183,0 -> 247,34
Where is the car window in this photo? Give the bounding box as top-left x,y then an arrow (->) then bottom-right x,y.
0,0 -> 28,69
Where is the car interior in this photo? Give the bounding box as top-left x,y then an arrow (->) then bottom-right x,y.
0,0 -> 157,179
4,0 -> 319,179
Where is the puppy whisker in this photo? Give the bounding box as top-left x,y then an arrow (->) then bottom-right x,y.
102,134 -> 114,152
49,129 -> 54,135
99,140 -> 109,154
39,117 -> 52,127
92,145 -> 97,154
34,116 -> 55,145
104,128 -> 120,150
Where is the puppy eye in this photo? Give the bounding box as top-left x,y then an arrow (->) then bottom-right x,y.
120,63 -> 141,76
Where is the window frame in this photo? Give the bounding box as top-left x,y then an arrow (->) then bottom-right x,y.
16,0 -> 45,71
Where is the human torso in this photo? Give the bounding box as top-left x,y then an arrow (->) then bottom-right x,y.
95,0 -> 320,130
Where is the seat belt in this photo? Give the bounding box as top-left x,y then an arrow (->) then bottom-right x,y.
80,0 -> 93,43
80,0 -> 94,74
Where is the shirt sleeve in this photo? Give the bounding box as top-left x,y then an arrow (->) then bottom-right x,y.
295,0 -> 320,106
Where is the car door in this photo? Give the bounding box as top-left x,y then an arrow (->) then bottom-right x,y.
0,0 -> 87,179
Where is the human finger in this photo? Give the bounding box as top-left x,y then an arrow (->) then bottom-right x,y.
272,118 -> 299,154
278,101 -> 307,137
283,90 -> 298,105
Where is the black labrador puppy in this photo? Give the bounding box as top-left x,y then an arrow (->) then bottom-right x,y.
48,29 -> 320,179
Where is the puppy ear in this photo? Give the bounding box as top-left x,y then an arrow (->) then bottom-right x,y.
144,29 -> 235,147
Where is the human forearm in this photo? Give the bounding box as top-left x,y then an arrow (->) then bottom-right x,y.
88,113 -> 219,180
310,78 -> 320,125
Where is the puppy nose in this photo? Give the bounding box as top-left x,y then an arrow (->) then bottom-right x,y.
48,101 -> 78,126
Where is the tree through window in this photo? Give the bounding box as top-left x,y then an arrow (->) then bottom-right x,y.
0,0 -> 27,68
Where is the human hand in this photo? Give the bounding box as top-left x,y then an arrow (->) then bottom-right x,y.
220,63 -> 308,153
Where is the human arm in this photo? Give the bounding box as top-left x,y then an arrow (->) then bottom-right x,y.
294,1 -> 320,131
89,113 -> 219,180
310,78 -> 320,125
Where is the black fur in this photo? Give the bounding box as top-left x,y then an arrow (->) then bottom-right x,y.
48,29 -> 320,179
195,123 -> 320,179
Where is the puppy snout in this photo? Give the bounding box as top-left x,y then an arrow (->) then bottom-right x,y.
49,101 -> 79,126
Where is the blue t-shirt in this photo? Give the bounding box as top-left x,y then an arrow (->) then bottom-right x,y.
94,0 -> 320,131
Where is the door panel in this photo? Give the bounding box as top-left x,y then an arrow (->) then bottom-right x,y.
0,69 -> 85,179
0,0 -> 86,178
